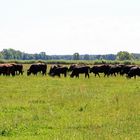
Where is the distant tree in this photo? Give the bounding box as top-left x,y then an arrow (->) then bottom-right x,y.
84,54 -> 90,60
1,49 -> 14,59
0,52 -> 3,59
0,49 -> 50,60
39,52 -> 47,60
73,53 -> 79,60
14,50 -> 22,59
96,55 -> 101,60
116,51 -> 133,60
106,54 -> 116,60
132,53 -> 140,60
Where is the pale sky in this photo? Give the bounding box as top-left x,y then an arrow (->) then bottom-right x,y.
0,0 -> 140,55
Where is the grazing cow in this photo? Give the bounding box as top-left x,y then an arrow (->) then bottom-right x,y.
127,66 -> 140,79
27,63 -> 47,76
70,66 -> 90,78
11,64 -> 23,75
120,65 -> 135,76
49,65 -> 68,77
0,64 -> 6,75
90,65 -> 102,77
0,64 -> 16,76
90,64 -> 110,77
68,64 -> 78,72
107,65 -> 123,77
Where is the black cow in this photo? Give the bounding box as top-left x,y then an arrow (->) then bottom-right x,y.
11,64 -> 23,75
49,65 -> 68,77
120,65 -> 135,76
68,64 -> 77,72
0,64 -> 16,76
0,64 -> 6,75
90,64 -> 110,77
107,65 -> 123,77
27,63 -> 47,76
70,66 -> 90,78
127,66 -> 140,79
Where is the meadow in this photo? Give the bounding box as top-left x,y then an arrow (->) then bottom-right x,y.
0,65 -> 140,140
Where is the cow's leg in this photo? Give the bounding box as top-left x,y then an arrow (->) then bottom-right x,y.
107,73 -> 109,77
64,72 -> 67,77
97,73 -> 100,77
42,71 -> 46,75
77,74 -> 79,78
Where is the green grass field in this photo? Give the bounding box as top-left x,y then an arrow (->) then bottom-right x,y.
0,68 -> 140,139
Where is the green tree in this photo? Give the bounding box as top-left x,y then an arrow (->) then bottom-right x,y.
116,51 -> 133,60
39,52 -> 47,60
0,52 -> 3,59
84,54 -> 90,60
1,49 -> 14,59
73,52 -> 79,60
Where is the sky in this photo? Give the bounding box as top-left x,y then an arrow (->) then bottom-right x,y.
0,0 -> 140,55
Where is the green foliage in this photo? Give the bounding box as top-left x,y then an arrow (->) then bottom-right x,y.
83,54 -> 90,60
123,60 -> 135,65
0,59 -> 139,66
0,70 -> 140,139
73,52 -> 80,60
0,49 -> 140,61
116,51 -> 133,61
0,49 -> 49,60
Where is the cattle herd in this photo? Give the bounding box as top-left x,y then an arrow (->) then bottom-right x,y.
0,63 -> 140,79
0,63 -> 23,76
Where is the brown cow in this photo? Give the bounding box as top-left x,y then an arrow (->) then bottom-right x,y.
0,64 -> 15,76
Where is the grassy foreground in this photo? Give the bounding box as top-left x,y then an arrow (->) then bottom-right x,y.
0,74 -> 140,140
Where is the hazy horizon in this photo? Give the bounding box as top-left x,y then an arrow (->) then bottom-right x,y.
0,0 -> 140,55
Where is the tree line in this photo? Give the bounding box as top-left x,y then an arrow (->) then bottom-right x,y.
0,48 -> 140,61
